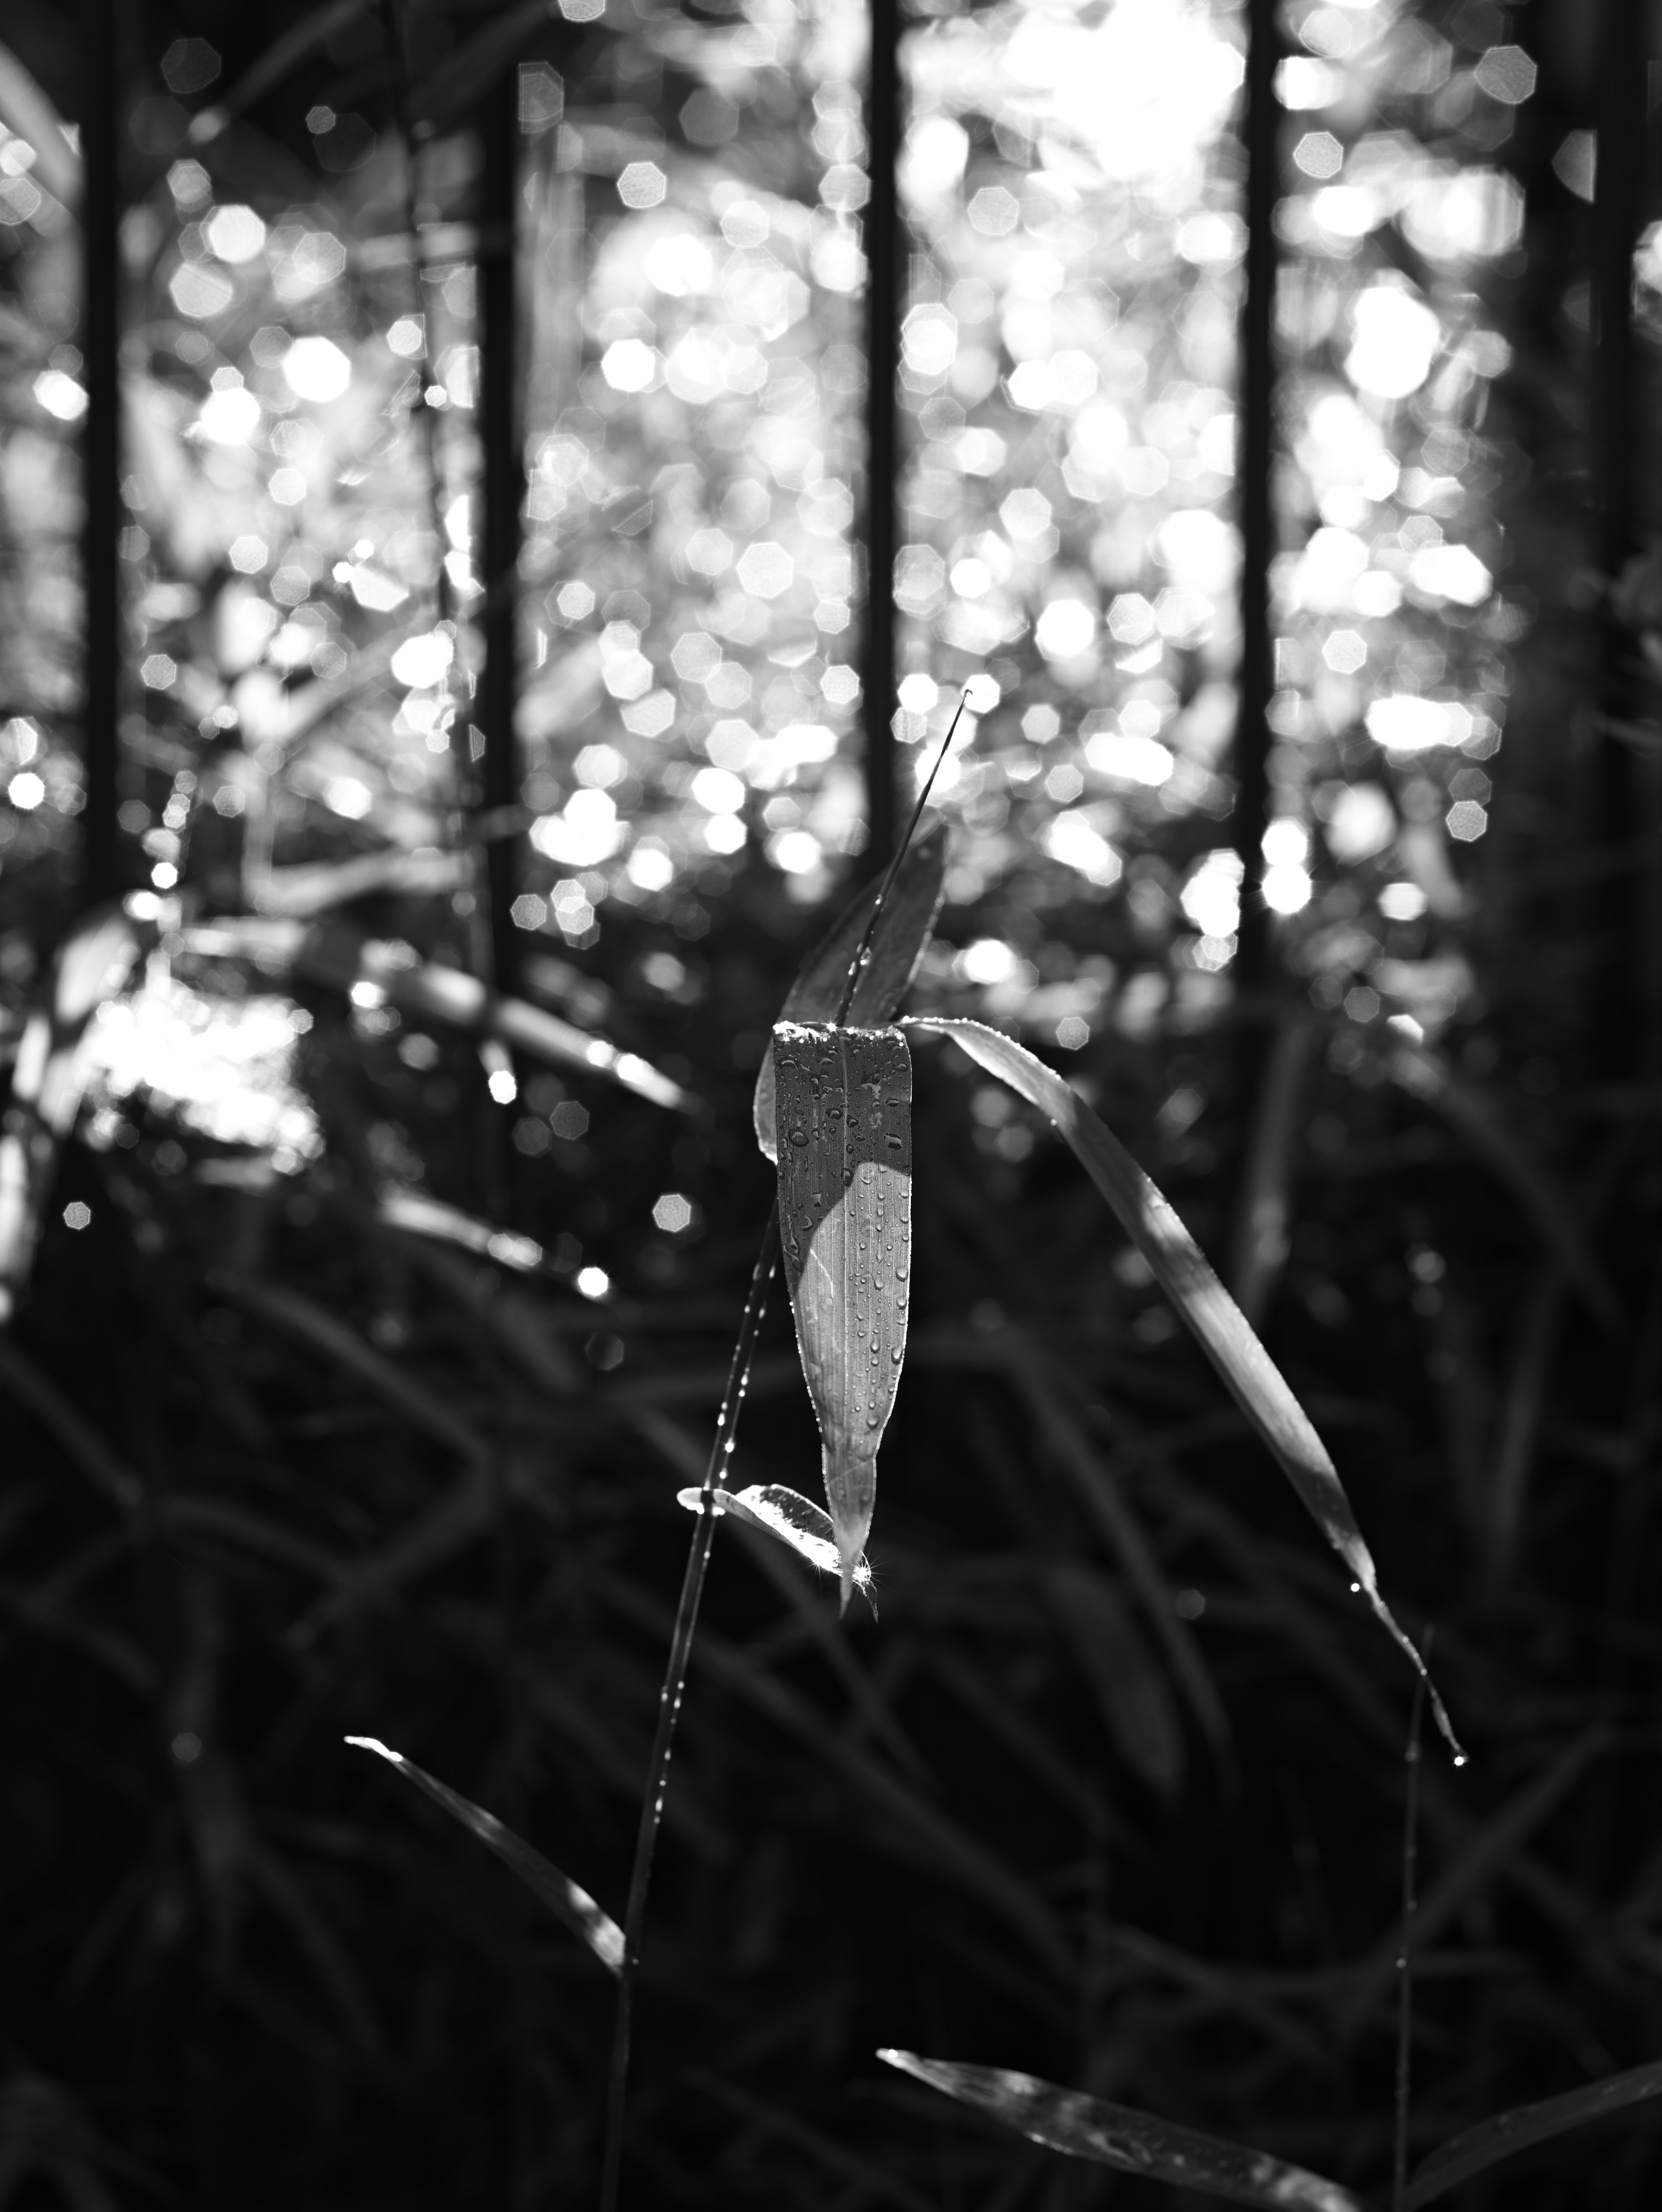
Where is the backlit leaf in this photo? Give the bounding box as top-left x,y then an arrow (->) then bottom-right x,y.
754,823 -> 946,1162
907,1017 -> 1461,1759
675,1482 -> 874,1598
773,1022 -> 912,1608
345,1736 -> 622,1974
879,2053 -> 1362,2212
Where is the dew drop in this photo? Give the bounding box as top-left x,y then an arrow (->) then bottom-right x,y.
1349,1581 -> 1361,1595
788,1128 -> 809,1148
1453,1752 -> 1469,1769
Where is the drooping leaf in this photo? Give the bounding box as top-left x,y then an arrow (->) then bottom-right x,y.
1402,2056 -> 1662,2209
675,1482 -> 874,1598
907,1017 -> 1461,1759
754,823 -> 946,1161
773,1023 -> 913,1608
878,2053 -> 1362,2212
345,1736 -> 622,1974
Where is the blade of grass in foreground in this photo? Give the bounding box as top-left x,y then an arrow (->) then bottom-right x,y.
879,2053 -> 1363,2212
907,1017 -> 1462,1761
1401,2056 -> 1662,2209
345,1736 -> 622,1973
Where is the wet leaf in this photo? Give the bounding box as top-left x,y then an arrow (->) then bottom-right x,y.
908,1018 -> 1461,1759
1403,2057 -> 1662,2209
755,823 -> 946,1162
345,1736 -> 622,1974
878,2053 -> 1362,2211
674,1482 -> 874,1598
773,1023 -> 912,1608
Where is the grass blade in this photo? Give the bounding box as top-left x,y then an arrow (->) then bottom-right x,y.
674,1483 -> 874,1598
345,1736 -> 622,1974
773,1024 -> 913,1606
754,822 -> 946,1161
908,1017 -> 1462,1759
878,2053 -> 1363,2212
1401,2057 -> 1662,2209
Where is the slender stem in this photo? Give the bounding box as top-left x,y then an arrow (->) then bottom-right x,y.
599,1205 -> 782,2212
834,687 -> 970,1027
599,674 -> 958,2202
1392,1636 -> 1430,2212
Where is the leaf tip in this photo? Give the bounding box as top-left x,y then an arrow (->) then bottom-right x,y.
345,1733 -> 395,1762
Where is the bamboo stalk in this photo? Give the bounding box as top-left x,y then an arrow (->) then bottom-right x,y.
480,59 -> 525,1000
1594,0 -> 1647,1077
1233,0 -> 1280,1002
78,0 -> 121,910
859,0 -> 902,870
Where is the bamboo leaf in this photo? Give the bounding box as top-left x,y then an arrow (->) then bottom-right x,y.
773,1024 -> 913,1608
907,1017 -> 1461,1759
345,1736 -> 622,1974
878,2053 -> 1363,2212
1402,2057 -> 1662,2209
755,824 -> 946,1162
674,1482 -> 874,1598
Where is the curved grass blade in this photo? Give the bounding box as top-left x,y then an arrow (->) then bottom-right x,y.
773,1024 -> 912,1607
879,2053 -> 1362,2212
345,1736 -> 622,1974
755,823 -> 945,1161
1402,2057 -> 1662,2209
675,1482 -> 874,1599
907,1017 -> 1462,1760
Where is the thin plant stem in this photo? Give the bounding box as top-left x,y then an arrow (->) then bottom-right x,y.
600,697 -> 963,2205
834,685 -> 972,1026
1392,1632 -> 1431,2212
598,1204 -> 781,2212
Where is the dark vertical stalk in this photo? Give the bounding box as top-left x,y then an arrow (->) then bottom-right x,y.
1233,0 -> 1280,1003
78,0 -> 121,911
1594,0 -> 1646,1076
860,0 -> 901,871
480,62 -> 525,1000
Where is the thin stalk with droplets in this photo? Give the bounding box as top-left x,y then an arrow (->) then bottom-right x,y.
1393,1636 -> 1430,2212
599,1206 -> 780,2212
599,683 -> 970,2207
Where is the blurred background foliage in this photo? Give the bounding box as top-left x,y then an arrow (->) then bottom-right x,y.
2,0 -> 1661,2206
